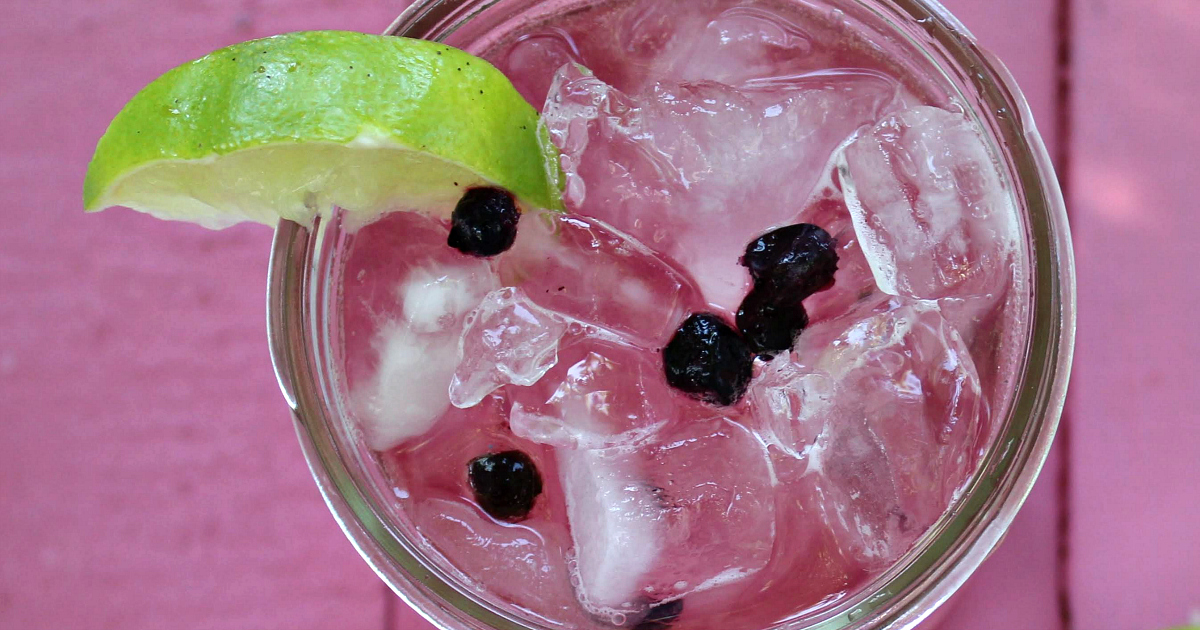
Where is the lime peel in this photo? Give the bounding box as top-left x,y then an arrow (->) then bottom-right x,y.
85,30 -> 562,228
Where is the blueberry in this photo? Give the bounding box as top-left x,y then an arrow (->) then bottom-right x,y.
741,223 -> 838,298
663,314 -> 753,406
634,599 -> 684,630
468,450 -> 543,522
736,284 -> 809,357
447,187 -> 520,257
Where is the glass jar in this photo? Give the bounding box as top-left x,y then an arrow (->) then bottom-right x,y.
267,0 -> 1076,627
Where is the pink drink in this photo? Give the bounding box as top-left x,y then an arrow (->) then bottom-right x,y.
339,0 -> 1026,627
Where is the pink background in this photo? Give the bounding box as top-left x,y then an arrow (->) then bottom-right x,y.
1,0 -> 1198,628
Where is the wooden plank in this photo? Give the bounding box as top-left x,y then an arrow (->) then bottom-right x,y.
941,0 -> 1060,153
937,446 -> 1064,630
933,0 -> 1063,628
0,0 -> 1072,627
1069,1 -> 1200,628
0,0 -> 400,628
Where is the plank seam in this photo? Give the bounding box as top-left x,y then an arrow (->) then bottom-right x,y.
1053,0 -> 1075,627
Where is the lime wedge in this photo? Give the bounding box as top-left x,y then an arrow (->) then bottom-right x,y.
84,30 -> 559,228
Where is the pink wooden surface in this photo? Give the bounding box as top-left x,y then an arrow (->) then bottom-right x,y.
0,1 -> 409,628
1,0 -> 1197,629
1070,1 -> 1200,628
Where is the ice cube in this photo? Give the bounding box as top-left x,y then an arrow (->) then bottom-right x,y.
936,292 -> 1005,349
559,418 -> 776,617
413,496 -> 583,624
400,266 -> 496,334
559,448 -> 661,620
816,298 -> 985,460
450,287 -> 570,408
500,28 -> 586,108
342,211 -> 494,342
809,412 -> 911,564
937,287 -> 1019,458
788,135 -> 886,325
692,492 -> 862,629
680,5 -> 815,86
596,0 -> 823,91
343,212 -> 498,450
783,297 -> 984,565
638,418 -> 776,600
747,355 -> 832,469
352,325 -> 457,450
840,105 -> 1019,300
542,65 -> 901,310
509,336 -> 679,451
538,64 -> 624,211
498,211 -> 706,347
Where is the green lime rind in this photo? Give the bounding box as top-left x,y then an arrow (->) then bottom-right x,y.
84,30 -> 561,228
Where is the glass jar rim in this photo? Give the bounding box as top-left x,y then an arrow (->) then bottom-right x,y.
267,1 -> 1076,628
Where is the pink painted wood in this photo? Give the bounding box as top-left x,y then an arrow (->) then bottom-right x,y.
3,0 -> 1196,628
0,1 -> 401,628
1070,1 -> 1200,628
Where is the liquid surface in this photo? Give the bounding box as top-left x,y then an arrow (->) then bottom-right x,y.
340,0 -> 1026,627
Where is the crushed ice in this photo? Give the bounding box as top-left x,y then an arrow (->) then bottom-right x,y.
450,287 -> 570,408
